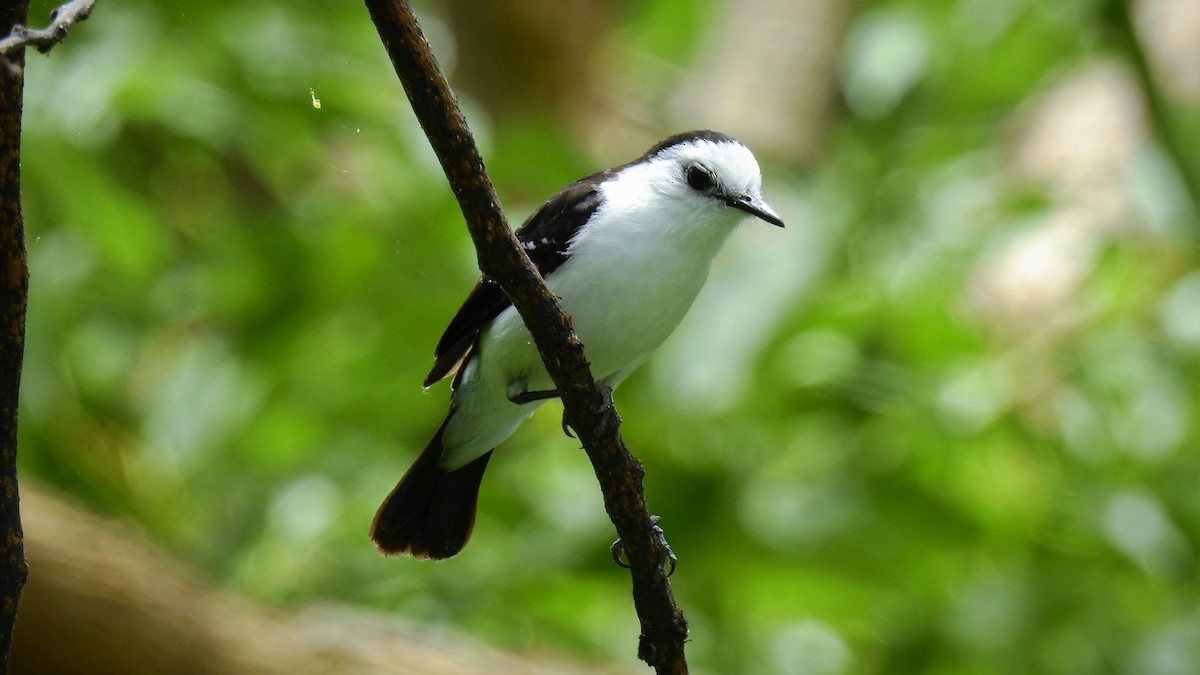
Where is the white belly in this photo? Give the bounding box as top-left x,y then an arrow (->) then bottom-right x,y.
551,248 -> 710,382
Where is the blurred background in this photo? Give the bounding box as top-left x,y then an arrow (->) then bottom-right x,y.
13,0 -> 1200,673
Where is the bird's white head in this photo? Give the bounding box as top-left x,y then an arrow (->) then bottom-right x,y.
626,130 -> 784,230
569,130 -> 783,264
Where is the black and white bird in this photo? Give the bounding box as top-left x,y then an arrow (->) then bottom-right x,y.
371,130 -> 784,559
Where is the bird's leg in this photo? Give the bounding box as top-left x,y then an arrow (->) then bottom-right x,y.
610,515 -> 677,577
507,389 -> 559,405
510,381 -> 625,441
508,388 -> 578,438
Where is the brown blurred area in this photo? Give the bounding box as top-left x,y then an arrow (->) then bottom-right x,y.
11,486 -> 629,675
444,0 -> 848,166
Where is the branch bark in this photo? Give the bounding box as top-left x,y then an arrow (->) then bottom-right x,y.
362,1 -> 688,672
0,0 -> 28,670
0,0 -> 95,59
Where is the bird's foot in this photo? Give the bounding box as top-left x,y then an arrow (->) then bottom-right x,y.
610,515 -> 677,577
563,384 -> 623,442
598,384 -> 622,427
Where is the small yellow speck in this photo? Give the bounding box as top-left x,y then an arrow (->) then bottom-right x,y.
309,88 -> 321,109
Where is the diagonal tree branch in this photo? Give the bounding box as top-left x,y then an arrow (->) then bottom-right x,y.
362,1 -> 688,672
0,0 -> 95,59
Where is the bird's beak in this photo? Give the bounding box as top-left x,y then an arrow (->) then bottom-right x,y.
725,193 -> 785,228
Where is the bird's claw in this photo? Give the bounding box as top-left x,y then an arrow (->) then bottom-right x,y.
561,411 -> 576,438
610,538 -> 631,569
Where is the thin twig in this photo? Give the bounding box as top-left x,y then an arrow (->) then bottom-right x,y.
0,0 -> 96,58
362,1 -> 689,672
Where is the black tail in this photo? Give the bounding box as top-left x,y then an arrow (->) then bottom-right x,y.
370,418 -> 493,560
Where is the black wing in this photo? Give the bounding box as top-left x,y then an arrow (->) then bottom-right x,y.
423,173 -> 609,387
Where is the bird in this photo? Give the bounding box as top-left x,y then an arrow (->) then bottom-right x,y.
370,130 -> 784,559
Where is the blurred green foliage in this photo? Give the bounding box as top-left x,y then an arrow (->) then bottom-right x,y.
18,0 -> 1200,673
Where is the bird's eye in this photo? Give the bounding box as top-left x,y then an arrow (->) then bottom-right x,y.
686,165 -> 715,192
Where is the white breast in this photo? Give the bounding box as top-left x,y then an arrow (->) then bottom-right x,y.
489,164 -> 739,390
439,153 -> 749,469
